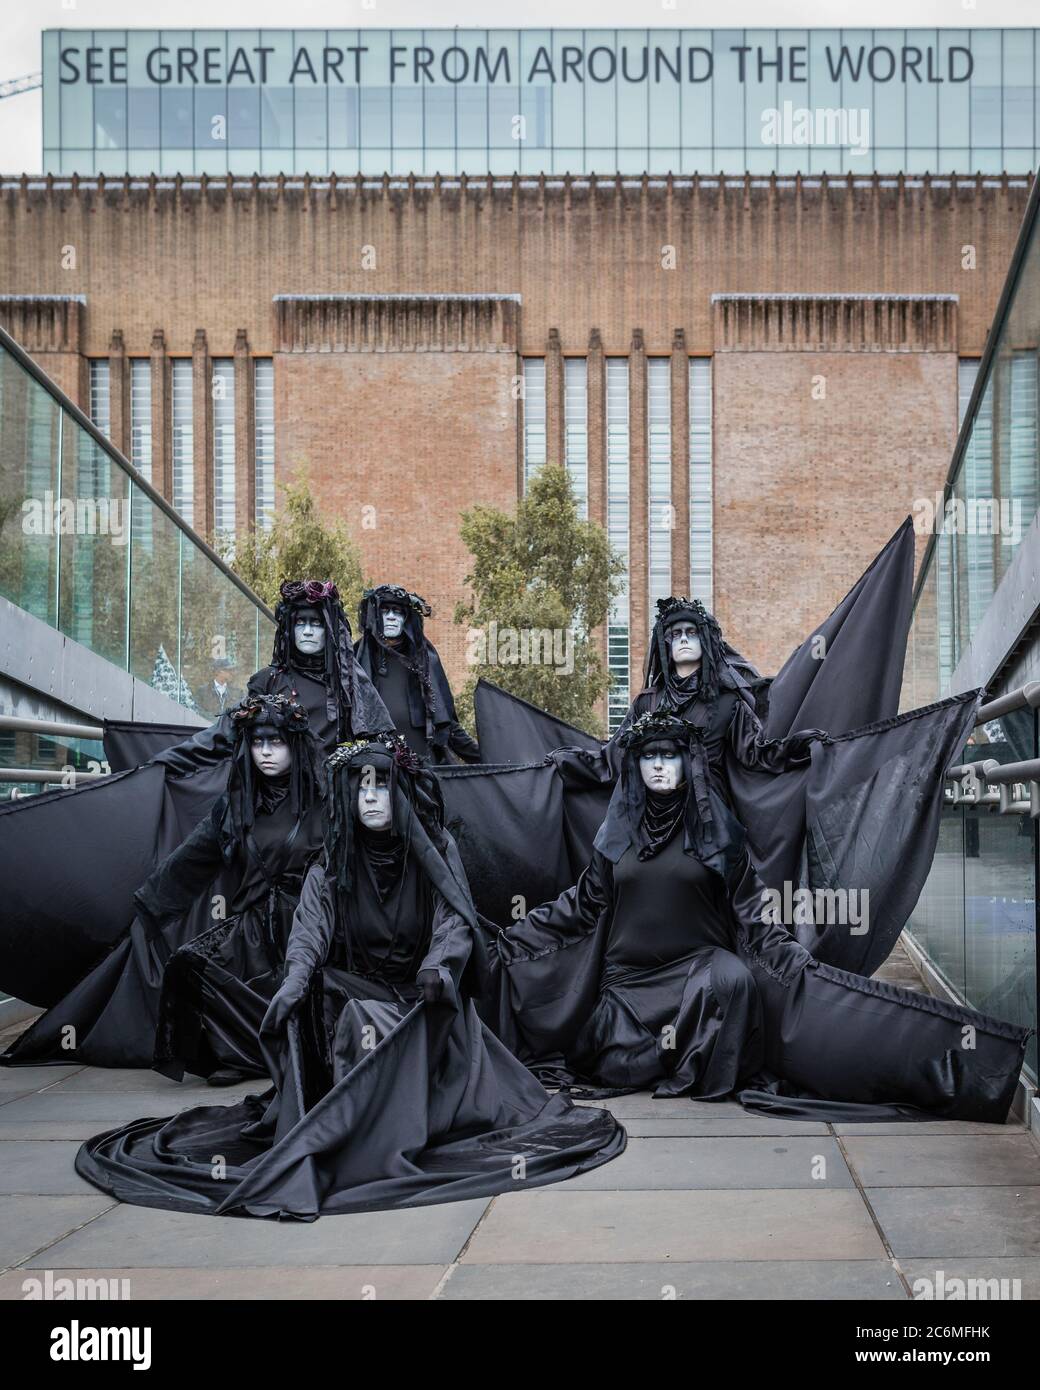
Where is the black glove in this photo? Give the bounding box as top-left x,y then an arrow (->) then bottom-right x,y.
416,968 -> 445,1005
262,974 -> 307,1035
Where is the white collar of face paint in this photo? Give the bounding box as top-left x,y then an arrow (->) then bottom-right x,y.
381,605 -> 406,641
638,747 -> 685,792
667,621 -> 702,678
358,782 -> 393,831
293,612 -> 326,655
250,734 -> 292,778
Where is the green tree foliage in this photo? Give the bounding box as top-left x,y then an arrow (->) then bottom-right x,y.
218,470 -> 368,620
454,465 -> 625,737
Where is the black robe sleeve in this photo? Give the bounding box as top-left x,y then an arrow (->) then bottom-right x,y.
418,891 -> 474,1009
282,863 -> 336,990
132,806 -> 226,932
147,714 -> 235,777
493,851 -> 615,1058
726,692 -> 827,774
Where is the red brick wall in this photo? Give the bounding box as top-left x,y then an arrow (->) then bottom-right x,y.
274,349 -> 519,678
714,348 -> 958,676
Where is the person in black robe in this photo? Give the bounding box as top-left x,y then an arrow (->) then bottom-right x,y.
151,693 -> 323,1085
74,734 -> 624,1218
2,694 -> 322,1074
492,711 -> 1030,1120
355,583 -> 480,763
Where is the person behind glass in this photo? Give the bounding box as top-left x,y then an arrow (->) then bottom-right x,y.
355,583 -> 480,763
192,655 -> 244,719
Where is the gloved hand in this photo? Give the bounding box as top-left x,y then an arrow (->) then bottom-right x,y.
262,974 -> 307,1035
416,968 -> 445,1005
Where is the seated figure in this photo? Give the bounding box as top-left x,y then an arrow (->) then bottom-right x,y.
74,734 -> 623,1219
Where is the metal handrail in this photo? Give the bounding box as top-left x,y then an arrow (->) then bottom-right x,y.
0,322 -> 275,622
0,767 -> 106,784
0,714 -> 105,740
977,682 -> 1040,722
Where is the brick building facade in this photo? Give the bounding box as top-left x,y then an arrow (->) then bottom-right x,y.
0,172 -> 1029,719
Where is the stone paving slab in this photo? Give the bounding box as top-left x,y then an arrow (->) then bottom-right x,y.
561,1136 -> 854,1190
842,1134 -> 1040,1187
25,1199 -> 491,1269
438,1259 -> 907,1300
833,1121 -> 1026,1136
0,1142 -> 99,1196
619,1117 -> 832,1138
461,1188 -> 887,1264
0,1091 -> 249,1128
0,1265 -> 446,1300
867,1186 -> 1040,1259
899,1258 -> 1040,1301
576,1097 -> 824,1126
42,1068 -> 258,1096
0,1067 -> 84,1093
0,1196 -> 114,1270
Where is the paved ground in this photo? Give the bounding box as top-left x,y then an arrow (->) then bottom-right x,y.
2,944 -> 1038,1301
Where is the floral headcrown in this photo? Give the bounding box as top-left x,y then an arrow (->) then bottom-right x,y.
365,584 -> 432,618
279,578 -> 340,606
326,731 -> 423,775
618,709 -> 695,750
229,693 -> 309,731
656,595 -> 709,625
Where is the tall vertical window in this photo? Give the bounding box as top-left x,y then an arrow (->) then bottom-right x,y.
129,359 -> 152,482
689,358 -> 713,608
563,357 -> 588,517
646,358 -> 671,619
212,359 -> 236,537
606,358 -> 630,733
89,360 -> 111,436
522,358 -> 546,487
170,359 -> 194,524
254,358 -> 275,530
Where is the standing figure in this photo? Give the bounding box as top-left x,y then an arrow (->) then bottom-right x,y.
355,583 -> 480,763
75,735 -> 624,1218
494,711 -> 1029,1120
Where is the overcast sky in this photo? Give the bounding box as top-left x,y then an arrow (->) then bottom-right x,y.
3,0 -> 1037,171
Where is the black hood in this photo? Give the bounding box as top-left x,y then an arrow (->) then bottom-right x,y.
594,709 -> 745,880
222,692 -> 320,865
271,578 -> 390,737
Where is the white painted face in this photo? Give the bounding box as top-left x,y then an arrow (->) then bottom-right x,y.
250,733 -> 292,778
638,741 -> 685,792
667,621 -> 702,674
382,604 -> 406,640
293,608 -> 326,655
358,775 -> 393,831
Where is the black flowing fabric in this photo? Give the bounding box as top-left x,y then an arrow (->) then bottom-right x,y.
474,679 -> 601,764
491,831 -> 1030,1123
0,762 -> 218,1009
103,720 -> 207,772
75,798 -> 625,1219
